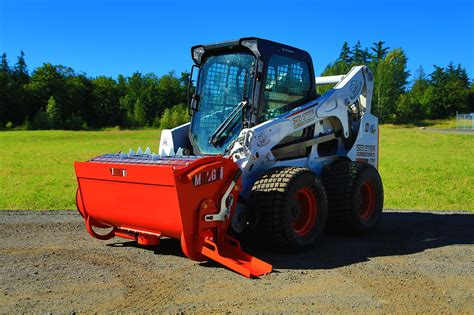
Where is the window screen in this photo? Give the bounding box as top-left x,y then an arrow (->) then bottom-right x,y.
190,52 -> 255,154
263,54 -> 311,119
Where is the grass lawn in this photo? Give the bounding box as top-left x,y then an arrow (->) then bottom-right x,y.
383,117 -> 458,129
0,130 -> 161,210
0,126 -> 473,211
379,127 -> 473,210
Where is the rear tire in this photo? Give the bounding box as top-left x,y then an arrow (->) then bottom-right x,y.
322,160 -> 384,234
249,167 -> 328,251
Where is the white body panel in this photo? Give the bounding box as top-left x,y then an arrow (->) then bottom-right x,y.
159,122 -> 190,156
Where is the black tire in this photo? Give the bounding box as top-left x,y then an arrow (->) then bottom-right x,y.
322,160 -> 384,234
249,167 -> 328,251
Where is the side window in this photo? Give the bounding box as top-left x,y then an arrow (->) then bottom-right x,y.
263,54 -> 311,119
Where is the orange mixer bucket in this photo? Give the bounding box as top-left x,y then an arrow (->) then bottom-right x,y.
74,153 -> 272,278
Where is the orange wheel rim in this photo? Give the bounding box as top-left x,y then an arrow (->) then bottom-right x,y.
291,187 -> 318,236
360,181 -> 376,220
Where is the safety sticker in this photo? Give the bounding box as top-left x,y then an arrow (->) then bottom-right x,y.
291,109 -> 316,129
356,144 -> 376,158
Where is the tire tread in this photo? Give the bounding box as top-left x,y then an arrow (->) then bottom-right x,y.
250,167 -> 327,250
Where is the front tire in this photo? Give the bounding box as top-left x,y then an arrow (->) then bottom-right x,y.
249,167 -> 328,250
323,160 -> 384,234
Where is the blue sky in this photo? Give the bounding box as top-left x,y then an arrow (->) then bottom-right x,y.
1,0 -> 473,81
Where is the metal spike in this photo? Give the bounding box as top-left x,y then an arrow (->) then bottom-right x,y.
128,148 -> 135,157
152,153 -> 160,160
144,147 -> 151,155
120,152 -> 128,159
137,146 -> 143,155
176,147 -> 183,156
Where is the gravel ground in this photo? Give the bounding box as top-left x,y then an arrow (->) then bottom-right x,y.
1,210 -> 473,313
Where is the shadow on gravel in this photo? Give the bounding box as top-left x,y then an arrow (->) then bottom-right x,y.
106,212 -> 474,271
250,212 -> 474,270
107,238 -> 187,258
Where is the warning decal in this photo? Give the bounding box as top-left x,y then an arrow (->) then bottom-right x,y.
291,109 -> 316,129
356,144 -> 376,165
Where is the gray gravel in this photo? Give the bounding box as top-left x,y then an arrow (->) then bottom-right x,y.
1,209 -> 473,313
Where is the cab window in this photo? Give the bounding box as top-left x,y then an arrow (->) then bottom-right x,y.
263,54 -> 311,119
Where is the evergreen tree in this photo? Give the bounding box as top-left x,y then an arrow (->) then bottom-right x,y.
410,66 -> 430,117
363,48 -> 371,63
467,83 -> 474,112
425,64 -> 470,118
411,67 -> 429,97
445,62 -> 469,88
0,53 -> 10,125
455,64 -> 469,88
371,41 -> 390,63
13,51 -> 29,84
1,53 -> 9,73
46,96 -> 61,129
338,42 -> 352,65
6,51 -> 31,125
352,41 -> 365,64
46,96 -> 61,128
424,66 -> 445,119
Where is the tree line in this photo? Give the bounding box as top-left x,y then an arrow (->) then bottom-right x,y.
1,44 -> 473,130
0,52 -> 189,130
319,41 -> 474,123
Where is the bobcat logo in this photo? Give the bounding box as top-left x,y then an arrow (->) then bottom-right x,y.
350,79 -> 361,99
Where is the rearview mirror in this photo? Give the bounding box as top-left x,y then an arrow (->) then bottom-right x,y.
187,65 -> 200,114
190,94 -> 200,113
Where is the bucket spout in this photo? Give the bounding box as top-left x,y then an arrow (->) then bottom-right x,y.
201,237 -> 272,277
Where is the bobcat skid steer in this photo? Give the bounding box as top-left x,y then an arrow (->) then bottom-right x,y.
75,37 -> 383,278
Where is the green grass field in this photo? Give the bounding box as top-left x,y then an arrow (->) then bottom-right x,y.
0,127 -> 473,211
379,127 -> 473,210
383,118 -> 459,129
0,130 -> 161,210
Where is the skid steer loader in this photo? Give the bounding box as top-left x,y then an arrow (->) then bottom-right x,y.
75,37 -> 384,278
